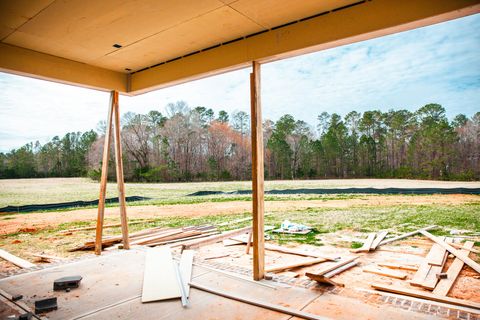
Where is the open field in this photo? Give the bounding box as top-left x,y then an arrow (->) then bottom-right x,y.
1,177 -> 479,207
0,178 -> 479,273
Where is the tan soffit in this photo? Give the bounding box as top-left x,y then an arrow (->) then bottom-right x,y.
0,0 -> 479,94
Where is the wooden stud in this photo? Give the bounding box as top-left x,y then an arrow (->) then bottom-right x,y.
112,91 -> 130,250
250,61 -> 264,280
378,262 -> 419,271
351,233 -> 376,253
94,91 -> 115,255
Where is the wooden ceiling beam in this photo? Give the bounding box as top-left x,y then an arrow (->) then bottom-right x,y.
0,43 -> 127,93
130,0 -> 480,95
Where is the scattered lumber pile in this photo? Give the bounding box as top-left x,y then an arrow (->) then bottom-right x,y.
69,225 -> 219,251
368,228 -> 480,311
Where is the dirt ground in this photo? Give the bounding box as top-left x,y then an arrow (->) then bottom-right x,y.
1,194 -> 479,235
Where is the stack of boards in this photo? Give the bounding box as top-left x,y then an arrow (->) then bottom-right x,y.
70,225 -> 218,251
142,247 -> 194,303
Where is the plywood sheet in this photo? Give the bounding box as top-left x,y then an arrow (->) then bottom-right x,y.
230,0 -> 359,28
142,247 -> 181,303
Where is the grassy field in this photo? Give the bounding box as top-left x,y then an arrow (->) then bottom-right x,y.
0,178 -> 479,266
1,177 -> 479,207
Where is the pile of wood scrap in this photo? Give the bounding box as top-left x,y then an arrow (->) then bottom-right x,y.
370,230 -> 480,311
69,225 -> 219,251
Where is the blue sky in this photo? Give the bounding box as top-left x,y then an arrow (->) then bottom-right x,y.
0,13 -> 479,152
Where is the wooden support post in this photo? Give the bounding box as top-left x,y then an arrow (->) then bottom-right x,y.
94,91 -> 130,255
112,91 -> 130,250
250,61 -> 265,280
95,92 -> 114,255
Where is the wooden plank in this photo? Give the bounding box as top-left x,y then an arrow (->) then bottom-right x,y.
427,236 -> 448,266
372,283 -> 480,310
306,256 -> 358,277
363,266 -> 407,279
370,231 -> 388,250
112,91 -> 130,250
379,225 -> 436,246
179,250 -> 195,298
183,226 -> 251,249
305,274 -> 344,287
433,241 -> 474,296
410,239 -> 446,288
0,249 -> 35,269
377,262 -> 419,271
450,242 -> 480,254
250,61 -> 265,281
141,247 -> 181,302
266,257 -> 327,273
323,261 -> 358,278
95,91 -> 115,255
352,233 -> 376,253
421,238 -> 450,290
420,230 -> 480,274
130,229 -> 184,246
190,282 -> 330,320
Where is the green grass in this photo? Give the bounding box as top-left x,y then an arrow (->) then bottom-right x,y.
2,203 -> 479,261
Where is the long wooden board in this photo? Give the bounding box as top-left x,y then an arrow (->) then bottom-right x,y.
378,225 -> 436,246
433,241 -> 474,296
179,250 -> 195,298
306,256 -> 358,277
426,237 -> 448,266
422,239 -> 449,290
141,247 -> 181,303
266,257 -> 326,273
183,226 -> 251,249
378,262 -> 419,271
363,266 -> 407,279
0,249 -> 35,269
420,230 -> 480,274
190,282 -> 330,320
372,283 -> 480,310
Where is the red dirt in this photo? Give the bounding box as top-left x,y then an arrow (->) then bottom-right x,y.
0,194 -> 478,235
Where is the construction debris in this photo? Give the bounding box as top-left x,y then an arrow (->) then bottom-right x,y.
272,220 -> 312,234
34,297 -> 57,314
70,225 -> 219,251
53,275 -> 82,291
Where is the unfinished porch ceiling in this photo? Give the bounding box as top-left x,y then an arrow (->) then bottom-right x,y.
0,0 -> 479,94
0,0 -> 358,73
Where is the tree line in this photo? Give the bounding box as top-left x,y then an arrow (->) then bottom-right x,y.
1,102 -> 479,181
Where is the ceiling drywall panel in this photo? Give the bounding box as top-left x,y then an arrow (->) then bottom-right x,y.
91,5 -> 263,72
